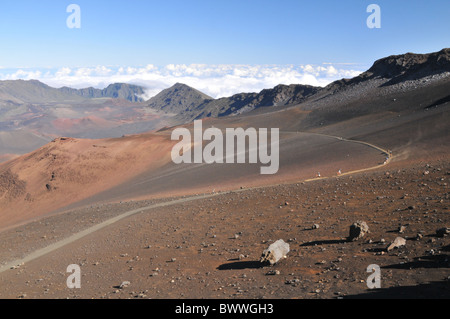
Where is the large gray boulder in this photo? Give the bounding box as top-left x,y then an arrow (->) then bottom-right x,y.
260,240 -> 290,265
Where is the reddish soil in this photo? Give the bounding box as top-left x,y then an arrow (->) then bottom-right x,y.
0,156 -> 448,299
0,133 -> 176,230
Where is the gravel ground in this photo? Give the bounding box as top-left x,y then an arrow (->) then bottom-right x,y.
0,159 -> 448,299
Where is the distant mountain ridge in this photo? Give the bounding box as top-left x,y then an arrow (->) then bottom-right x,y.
0,80 -> 146,105
0,80 -> 86,105
194,84 -> 320,119
146,83 -> 320,122
145,49 -> 450,121
59,83 -> 146,102
146,83 -> 213,115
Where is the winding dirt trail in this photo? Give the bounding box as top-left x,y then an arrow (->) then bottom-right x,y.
279,131 -> 392,182
0,132 -> 392,274
304,132 -> 392,179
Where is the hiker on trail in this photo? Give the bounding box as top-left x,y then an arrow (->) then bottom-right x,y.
317,172 -> 321,177
338,169 -> 342,176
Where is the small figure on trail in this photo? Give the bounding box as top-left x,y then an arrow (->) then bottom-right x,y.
338,169 -> 342,176
316,172 -> 321,178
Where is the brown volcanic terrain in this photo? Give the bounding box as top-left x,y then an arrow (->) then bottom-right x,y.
0,49 -> 449,299
0,158 -> 448,299
0,124 -> 387,231
0,133 -> 175,230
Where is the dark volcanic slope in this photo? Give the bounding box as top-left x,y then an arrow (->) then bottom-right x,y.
273,48 -> 450,133
146,83 -> 213,115
192,84 -> 320,119
324,48 -> 450,93
367,48 -> 450,85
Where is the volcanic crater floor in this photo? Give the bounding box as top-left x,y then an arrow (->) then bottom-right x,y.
0,159 -> 449,299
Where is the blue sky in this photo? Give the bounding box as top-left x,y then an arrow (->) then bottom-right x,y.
0,0 -> 448,96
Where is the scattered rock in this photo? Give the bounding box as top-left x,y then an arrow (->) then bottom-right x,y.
119,281 -> 131,289
266,270 -> 281,276
260,239 -> 290,265
348,221 -> 370,241
312,224 -> 320,230
285,279 -> 300,285
398,225 -> 407,234
387,237 -> 406,251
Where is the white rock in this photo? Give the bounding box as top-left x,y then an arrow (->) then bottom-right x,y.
387,237 -> 406,251
260,239 -> 290,265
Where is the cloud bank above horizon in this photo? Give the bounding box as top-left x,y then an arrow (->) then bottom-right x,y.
0,63 -> 365,99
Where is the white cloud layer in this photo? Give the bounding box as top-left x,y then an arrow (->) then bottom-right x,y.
0,64 -> 364,99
